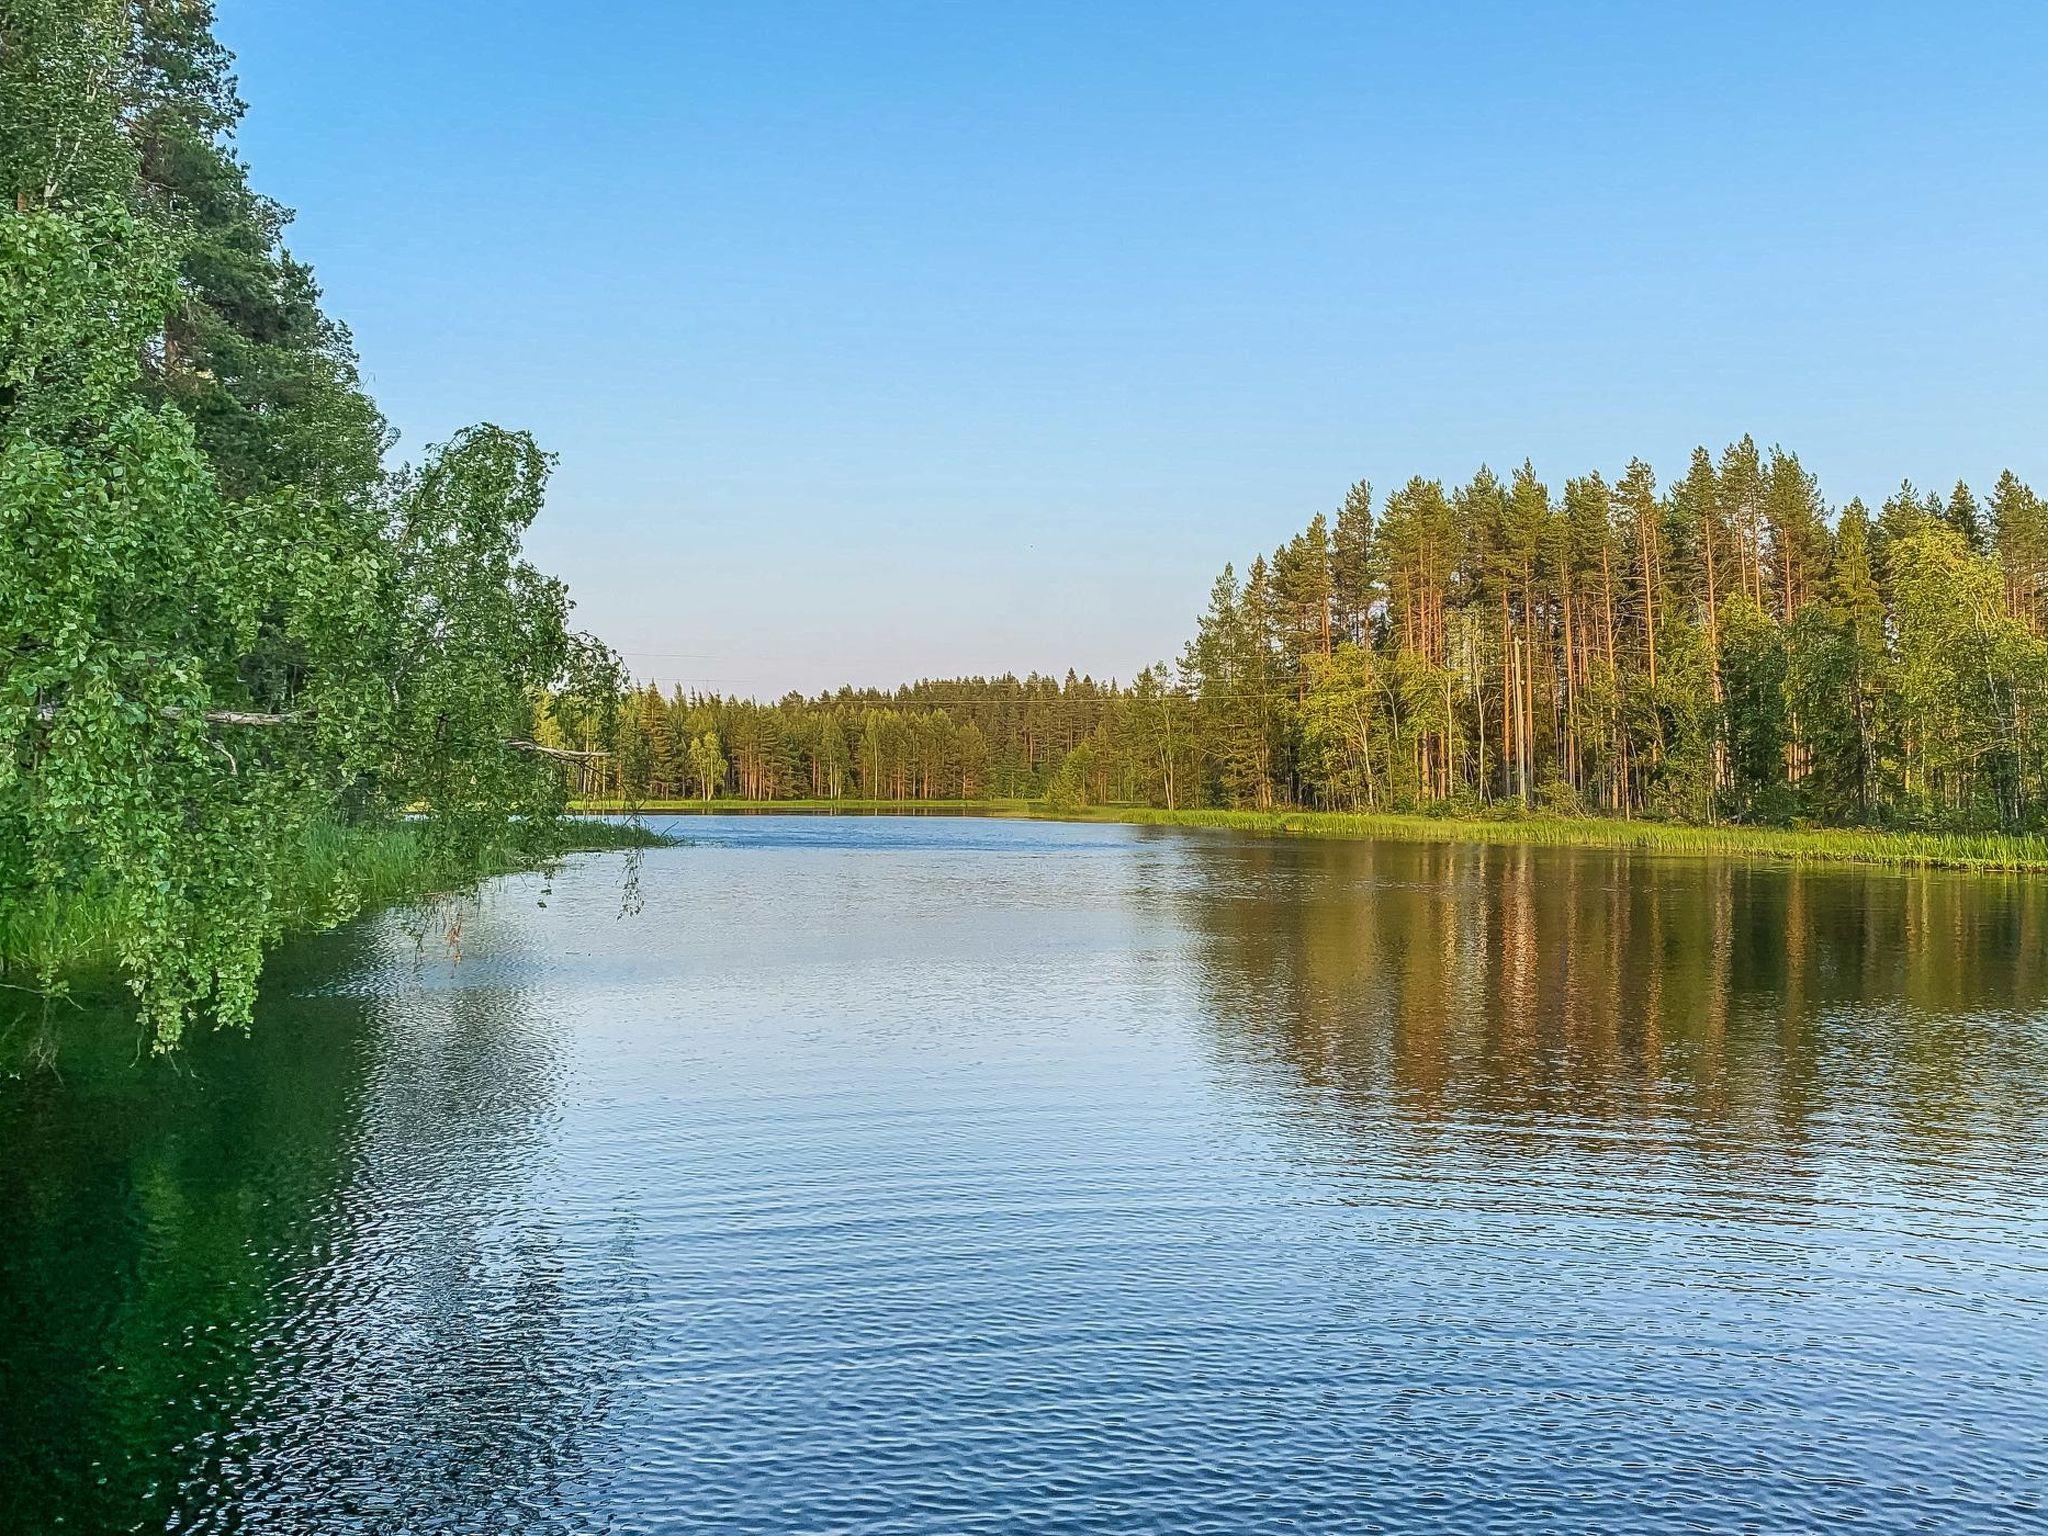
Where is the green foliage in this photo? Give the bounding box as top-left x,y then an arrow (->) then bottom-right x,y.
1,201 -> 286,1042
1643,615 -> 1718,822
1,815 -> 670,987
1181,564 -> 1280,808
1042,743 -> 1098,812
690,730 -> 724,802
576,450 -> 2048,847
1716,594 -> 1790,821
384,426 -> 623,867
0,0 -> 136,206
129,2 -> 391,503
1887,526 -> 2046,826
0,200 -> 622,1045
1,6 -> 624,1045
1298,646 -> 1387,810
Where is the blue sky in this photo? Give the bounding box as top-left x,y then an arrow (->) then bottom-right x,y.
220,1 -> 2048,695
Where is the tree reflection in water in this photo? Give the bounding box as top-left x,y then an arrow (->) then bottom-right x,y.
6,825 -> 2045,1534
0,909 -> 642,1535
1174,836 -> 2048,1181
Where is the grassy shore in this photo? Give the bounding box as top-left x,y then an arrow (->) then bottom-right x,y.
1049,806 -> 2048,873
0,816 -> 670,983
583,798 -> 2048,873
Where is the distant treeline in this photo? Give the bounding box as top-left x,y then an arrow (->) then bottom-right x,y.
563,445 -> 2048,830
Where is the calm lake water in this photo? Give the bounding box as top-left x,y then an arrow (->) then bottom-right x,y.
4,815 -> 2046,1533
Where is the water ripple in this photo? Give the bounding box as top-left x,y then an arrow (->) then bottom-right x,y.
3,817 -> 2045,1533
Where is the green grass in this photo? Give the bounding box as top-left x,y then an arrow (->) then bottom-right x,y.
0,815 -> 672,983
1037,805 -> 2048,873
575,796 -> 2048,873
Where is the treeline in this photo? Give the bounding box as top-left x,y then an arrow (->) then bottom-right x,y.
2,2 -> 618,1042
578,446 -> 2048,830
557,675 -> 1141,804
1177,451 -> 2048,827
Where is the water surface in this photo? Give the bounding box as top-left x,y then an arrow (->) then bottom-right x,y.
4,816 -> 2045,1532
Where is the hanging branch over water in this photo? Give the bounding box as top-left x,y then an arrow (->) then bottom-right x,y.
1,6 -> 626,1046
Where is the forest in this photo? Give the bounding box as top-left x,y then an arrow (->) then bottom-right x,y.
1,0 -> 625,1044
8,2 -> 2048,1052
574,452 -> 2048,831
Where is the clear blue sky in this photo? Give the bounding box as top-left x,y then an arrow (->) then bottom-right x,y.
220,1 -> 2048,696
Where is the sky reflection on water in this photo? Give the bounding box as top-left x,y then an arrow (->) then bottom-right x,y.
4,818 -> 2044,1533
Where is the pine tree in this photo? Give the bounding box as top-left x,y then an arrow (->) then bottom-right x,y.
1766,447 -> 1829,622
1273,512 -> 1335,674
1944,480 -> 1989,557
1718,435 -> 1767,606
1616,458 -> 1662,688
1990,470 -> 2048,632
1331,480 -> 1376,646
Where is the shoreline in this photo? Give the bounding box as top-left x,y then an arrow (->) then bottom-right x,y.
583,799 -> 2048,874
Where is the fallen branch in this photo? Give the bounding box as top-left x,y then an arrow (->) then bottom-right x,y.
503,738 -> 610,762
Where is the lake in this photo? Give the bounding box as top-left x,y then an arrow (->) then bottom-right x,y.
4,815 -> 2045,1533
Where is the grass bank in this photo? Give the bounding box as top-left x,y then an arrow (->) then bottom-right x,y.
580,798 -> 2048,873
1044,806 -> 2048,873
0,815 -> 671,983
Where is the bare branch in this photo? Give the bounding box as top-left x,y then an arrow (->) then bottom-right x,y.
33,703 -> 299,726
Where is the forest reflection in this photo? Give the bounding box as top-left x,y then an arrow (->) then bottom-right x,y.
1178,837 -> 2048,1173
0,915 -> 637,1535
